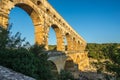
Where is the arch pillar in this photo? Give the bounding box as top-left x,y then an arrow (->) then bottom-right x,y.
73,39 -> 77,51
34,15 -> 46,45
76,42 -> 79,51
66,34 -> 73,51
0,14 -> 9,29
34,24 -> 45,45
0,0 -> 15,28
80,43 -> 86,51
0,7 -> 9,28
55,28 -> 65,51
57,35 -> 65,51
44,23 -> 50,50
79,42 -> 83,51
75,41 -> 79,51
48,55 -> 67,73
77,42 -> 81,51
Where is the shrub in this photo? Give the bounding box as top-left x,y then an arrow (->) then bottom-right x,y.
0,26 -> 54,80
58,70 -> 75,80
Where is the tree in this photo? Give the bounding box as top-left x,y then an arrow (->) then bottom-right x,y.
0,27 -> 9,49
0,26 -> 54,80
30,44 -> 55,80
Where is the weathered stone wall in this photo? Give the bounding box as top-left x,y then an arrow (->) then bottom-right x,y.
0,66 -> 35,80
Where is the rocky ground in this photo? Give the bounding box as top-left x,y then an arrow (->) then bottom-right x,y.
72,58 -> 116,80
0,66 -> 35,80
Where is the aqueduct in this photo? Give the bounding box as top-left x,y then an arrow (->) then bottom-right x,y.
0,0 -> 89,73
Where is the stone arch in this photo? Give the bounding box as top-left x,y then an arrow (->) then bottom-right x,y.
48,60 -> 58,74
36,0 -> 42,5
14,3 -> 44,45
1,0 -> 45,45
64,56 -> 76,71
48,54 -> 67,73
9,7 -> 35,44
48,24 -> 65,51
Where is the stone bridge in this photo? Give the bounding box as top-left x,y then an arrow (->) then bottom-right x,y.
47,51 -> 89,73
0,0 -> 89,73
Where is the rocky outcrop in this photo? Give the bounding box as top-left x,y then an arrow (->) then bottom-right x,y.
0,66 -> 35,80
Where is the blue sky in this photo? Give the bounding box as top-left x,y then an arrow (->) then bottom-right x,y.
9,0 -> 120,44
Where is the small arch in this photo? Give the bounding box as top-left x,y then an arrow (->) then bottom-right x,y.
63,23 -> 65,26
37,1 -> 42,5
65,57 -> 75,71
78,41 -> 80,44
59,19 -> 61,22
66,33 -> 69,36
46,8 -> 50,13
73,37 -> 75,41
53,15 -> 56,18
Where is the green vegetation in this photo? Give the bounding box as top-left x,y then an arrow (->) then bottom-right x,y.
87,43 -> 120,79
0,26 -> 75,80
0,26 -> 54,80
58,70 -> 74,80
2,25 -> 120,79
48,45 -> 57,51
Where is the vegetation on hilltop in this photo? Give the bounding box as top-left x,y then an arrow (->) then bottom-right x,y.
87,43 -> 120,79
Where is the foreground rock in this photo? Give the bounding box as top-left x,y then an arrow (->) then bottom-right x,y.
0,66 -> 35,80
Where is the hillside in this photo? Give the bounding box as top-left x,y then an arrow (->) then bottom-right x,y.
86,43 -> 120,80
48,43 -> 120,79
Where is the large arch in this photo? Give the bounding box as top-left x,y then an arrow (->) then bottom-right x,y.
15,3 -> 44,45
48,26 -> 57,50
48,24 -> 65,51
9,6 -> 35,45
1,0 -> 45,46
